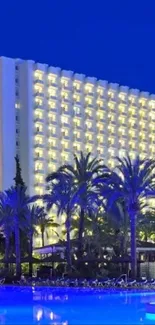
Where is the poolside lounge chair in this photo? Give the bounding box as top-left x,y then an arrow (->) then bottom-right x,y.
0,278 -> 5,285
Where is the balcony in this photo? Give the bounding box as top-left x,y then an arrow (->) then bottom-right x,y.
34,143 -> 44,149
34,128 -> 44,135
34,116 -> 44,123
34,156 -> 44,161
34,79 -> 44,85
34,92 -> 44,98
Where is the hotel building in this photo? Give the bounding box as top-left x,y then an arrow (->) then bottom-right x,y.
0,56 -> 155,245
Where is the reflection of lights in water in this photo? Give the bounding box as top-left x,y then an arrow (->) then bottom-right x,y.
62,322 -> 68,325
146,313 -> 155,321
50,312 -> 54,320
146,302 -> 155,321
36,309 -> 43,321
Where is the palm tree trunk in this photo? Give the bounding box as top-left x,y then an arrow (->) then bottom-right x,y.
28,233 -> 33,277
66,215 -> 71,271
14,217 -> 21,277
78,208 -> 85,258
5,234 -> 10,269
41,230 -> 44,247
130,211 -> 137,279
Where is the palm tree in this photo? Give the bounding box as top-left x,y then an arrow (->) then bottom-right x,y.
26,205 -> 44,276
99,155 -> 155,278
45,172 -> 74,269
0,192 -> 14,268
5,186 -> 38,276
58,152 -> 106,258
37,207 -> 59,247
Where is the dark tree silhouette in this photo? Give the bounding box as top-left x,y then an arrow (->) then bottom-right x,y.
14,155 -> 25,188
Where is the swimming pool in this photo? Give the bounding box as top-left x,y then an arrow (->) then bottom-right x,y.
0,287 -> 155,324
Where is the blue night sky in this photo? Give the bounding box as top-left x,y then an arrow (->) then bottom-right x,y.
0,0 -> 155,93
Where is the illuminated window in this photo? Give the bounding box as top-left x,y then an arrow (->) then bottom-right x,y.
119,93 -> 126,101
62,128 -> 69,137
118,115 -> 126,124
34,70 -> 43,80
97,99 -> 103,108
128,118 -> 136,127
35,149 -> 43,158
48,113 -> 56,121
61,78 -> 69,87
62,103 -> 69,112
129,141 -> 136,149
108,101 -> 115,109
48,150 -> 56,159
74,130 -> 81,140
48,138 -> 56,147
118,104 -> 126,113
35,162 -> 43,171
119,149 -> 126,158
129,129 -> 136,138
61,91 -> 69,100
48,87 -> 56,97
35,97 -> 43,105
34,84 -> 43,93
149,101 -> 155,109
73,93 -> 80,102
139,142 -> 146,151
85,84 -> 93,93
61,115 -> 69,124
97,147 -> 104,155
139,98 -> 147,107
86,144 -> 93,152
85,97 -> 92,105
62,140 -> 69,149
97,87 -> 104,96
48,101 -> 56,109
35,136 -> 43,144
61,152 -> 69,161
97,123 -> 104,131
15,103 -> 20,109
85,108 -> 92,117
74,118 -> 81,127
108,125 -> 115,133
73,142 -> 81,151
73,81 -> 81,91
48,74 -> 56,83
86,133 -> 93,141
97,135 -> 104,143
108,147 -> 115,156
108,113 -> 115,122
35,174 -> 44,183
48,126 -> 56,135
85,120 -> 92,129
35,110 -> 43,119
139,120 -> 146,128
97,110 -> 104,119
108,91 -> 115,99
108,137 -> 114,145
35,123 -> 43,133
119,128 -> 126,136
73,106 -> 80,114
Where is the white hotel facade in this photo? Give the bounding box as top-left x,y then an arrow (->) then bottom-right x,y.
0,56 -> 155,244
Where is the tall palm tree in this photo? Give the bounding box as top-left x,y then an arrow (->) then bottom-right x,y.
99,155 -> 155,278
0,192 -> 14,268
45,172 -> 74,269
5,186 -> 38,276
26,205 -> 44,276
58,152 -> 106,258
37,207 -> 59,247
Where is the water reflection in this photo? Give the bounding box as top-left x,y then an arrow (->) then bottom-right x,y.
1,287 -> 155,324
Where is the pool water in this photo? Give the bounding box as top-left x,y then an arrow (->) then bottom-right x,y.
0,287 -> 155,324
